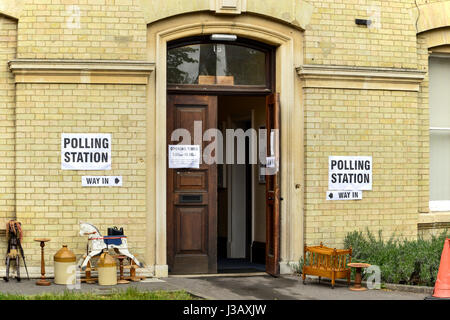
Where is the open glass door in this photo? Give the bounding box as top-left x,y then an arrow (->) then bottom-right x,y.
265,93 -> 280,276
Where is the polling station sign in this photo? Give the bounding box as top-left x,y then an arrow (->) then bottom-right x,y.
328,156 -> 372,191
61,133 -> 111,170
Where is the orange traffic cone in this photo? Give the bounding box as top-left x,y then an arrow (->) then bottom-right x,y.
432,238 -> 450,299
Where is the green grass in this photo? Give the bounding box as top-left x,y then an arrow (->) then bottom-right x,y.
0,287 -> 198,300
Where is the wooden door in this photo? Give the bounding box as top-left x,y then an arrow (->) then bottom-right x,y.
167,95 -> 217,274
265,93 -> 280,276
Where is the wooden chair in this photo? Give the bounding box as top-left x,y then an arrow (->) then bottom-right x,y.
302,242 -> 352,289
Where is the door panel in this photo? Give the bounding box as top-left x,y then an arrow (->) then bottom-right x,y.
266,93 -> 280,276
177,207 -> 206,252
167,95 -> 217,274
175,171 -> 208,191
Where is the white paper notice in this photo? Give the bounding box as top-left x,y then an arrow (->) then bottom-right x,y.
266,156 -> 276,168
328,156 -> 372,191
61,133 -> 111,170
169,145 -> 200,169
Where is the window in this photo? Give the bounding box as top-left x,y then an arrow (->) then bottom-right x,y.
429,56 -> 450,211
167,36 -> 274,93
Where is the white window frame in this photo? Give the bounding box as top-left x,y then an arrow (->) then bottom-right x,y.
429,54 -> 450,212
429,200 -> 450,212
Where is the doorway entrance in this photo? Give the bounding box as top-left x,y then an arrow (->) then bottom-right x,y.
217,96 -> 266,274
165,36 -> 280,276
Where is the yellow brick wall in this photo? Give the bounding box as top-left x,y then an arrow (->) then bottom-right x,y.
416,0 -> 444,4
304,88 -> 421,248
0,14 -> 17,248
15,83 -> 148,265
417,33 -> 429,214
301,0 -> 438,248
17,0 -> 147,60
1,0 -> 443,268
305,0 -> 419,68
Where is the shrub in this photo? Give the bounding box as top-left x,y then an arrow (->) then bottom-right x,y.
289,257 -> 304,275
343,229 -> 449,287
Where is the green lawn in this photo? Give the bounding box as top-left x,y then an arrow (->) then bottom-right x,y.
0,287 -> 198,300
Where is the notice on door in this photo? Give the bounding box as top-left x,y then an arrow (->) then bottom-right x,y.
328,156 -> 372,191
82,176 -> 122,187
61,133 -> 111,170
266,156 -> 275,168
326,190 -> 362,201
168,145 -> 200,169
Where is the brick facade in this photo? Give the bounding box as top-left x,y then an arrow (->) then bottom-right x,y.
15,83 -> 147,265
304,0 -> 418,69
0,0 -> 448,274
17,0 -> 147,60
304,88 -> 420,247
0,15 -> 17,257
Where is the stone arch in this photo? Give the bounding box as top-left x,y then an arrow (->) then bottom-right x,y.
146,11 -> 305,276
0,0 -> 315,31
416,1 -> 450,34
416,1 -> 450,51
140,0 -> 313,30
0,1 -> 23,20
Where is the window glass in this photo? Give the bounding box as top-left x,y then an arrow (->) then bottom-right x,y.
430,131 -> 450,201
429,57 -> 450,202
167,43 -> 267,86
430,57 -> 450,127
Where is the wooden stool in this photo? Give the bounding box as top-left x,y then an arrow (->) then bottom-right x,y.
116,255 -> 129,284
348,263 -> 371,291
34,238 -> 51,286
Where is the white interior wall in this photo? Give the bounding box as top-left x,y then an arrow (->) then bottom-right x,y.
220,96 -> 266,259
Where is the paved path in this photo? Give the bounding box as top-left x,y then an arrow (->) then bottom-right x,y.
166,275 -> 429,300
0,275 -> 429,300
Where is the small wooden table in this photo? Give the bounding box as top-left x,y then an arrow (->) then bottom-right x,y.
34,238 -> 51,286
348,262 -> 371,291
116,255 -> 130,284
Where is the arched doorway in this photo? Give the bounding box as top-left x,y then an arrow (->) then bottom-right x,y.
146,12 -> 304,278
165,35 -> 278,274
